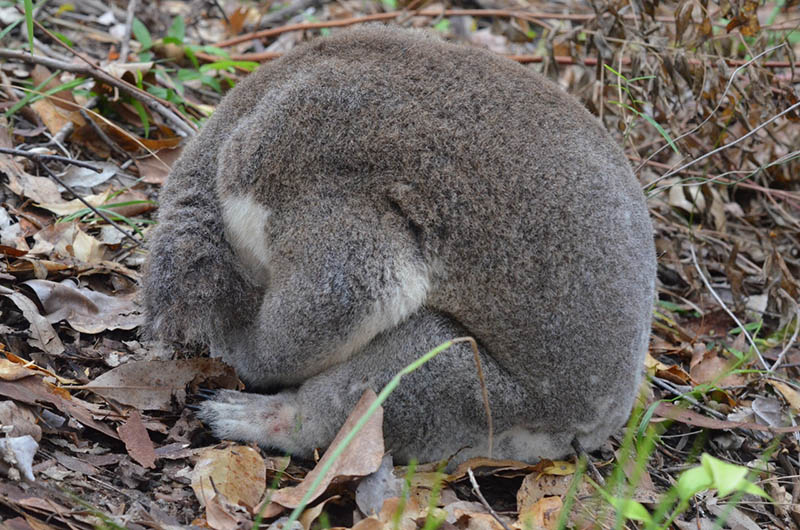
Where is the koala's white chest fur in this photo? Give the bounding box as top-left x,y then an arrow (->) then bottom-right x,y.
222,195 -> 274,285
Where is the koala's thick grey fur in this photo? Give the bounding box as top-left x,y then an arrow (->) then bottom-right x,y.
144,25 -> 656,465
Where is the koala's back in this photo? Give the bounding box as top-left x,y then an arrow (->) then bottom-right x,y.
184,26 -> 655,440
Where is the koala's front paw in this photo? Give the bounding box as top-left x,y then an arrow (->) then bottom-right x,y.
196,390 -> 299,450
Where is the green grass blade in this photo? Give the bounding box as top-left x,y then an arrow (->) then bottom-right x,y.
24,0 -> 34,53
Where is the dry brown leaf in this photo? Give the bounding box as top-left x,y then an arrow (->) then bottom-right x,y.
458,512 -> 509,530
133,146 -> 182,185
117,410 -> 156,468
0,358 -> 38,381
516,473 -> 572,513
516,496 -> 562,530
191,445 -> 266,511
378,496 -> 423,530
3,352 -> 76,384
204,492 -> 253,530
351,516 -> 383,530
298,495 -> 340,530
30,99 -> 75,135
5,172 -> 64,207
30,65 -> 84,113
85,358 -> 239,411
23,279 -> 142,333
689,350 -> 745,387
768,380 -> 800,411
30,223 -> 107,264
36,190 -> 113,216
645,353 -> 692,385
654,402 -> 800,433
269,390 -> 384,508
450,458 -> 538,480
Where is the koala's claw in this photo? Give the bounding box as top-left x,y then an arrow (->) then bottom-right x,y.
195,388 -> 219,399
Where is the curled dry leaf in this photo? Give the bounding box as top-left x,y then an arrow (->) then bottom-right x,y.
0,400 -> 42,440
768,380 -> 800,411
85,358 -> 239,411
30,223 -> 107,264
191,445 -> 266,511
0,358 -> 38,381
516,472 -> 573,513
0,286 -> 65,356
298,495 -> 340,530
268,390 -> 384,509
515,496 -> 562,530
23,279 -> 142,333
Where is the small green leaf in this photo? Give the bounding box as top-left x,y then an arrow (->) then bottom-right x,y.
168,16 -> 185,41
52,30 -> 73,46
676,464 -> 713,500
199,60 -> 259,73
433,19 -> 451,32
132,18 -> 152,50
381,0 -> 397,9
614,499 -> 652,523
677,454 -> 771,501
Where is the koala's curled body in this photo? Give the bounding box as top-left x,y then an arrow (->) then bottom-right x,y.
144,26 -> 656,464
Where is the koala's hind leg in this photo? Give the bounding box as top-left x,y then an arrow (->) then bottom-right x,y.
213,197 -> 431,389
197,308 -> 529,464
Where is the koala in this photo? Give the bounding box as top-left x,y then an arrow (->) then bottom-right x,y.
143,25 -> 656,465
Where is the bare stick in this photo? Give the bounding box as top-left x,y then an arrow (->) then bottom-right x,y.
467,468 -> 513,530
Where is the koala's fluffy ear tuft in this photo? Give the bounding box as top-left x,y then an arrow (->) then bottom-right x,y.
143,25 -> 656,466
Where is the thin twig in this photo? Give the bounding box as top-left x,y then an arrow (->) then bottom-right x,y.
0,147 -> 142,247
467,468 -> 513,530
652,377 -> 728,420
688,244 -> 768,370
571,437 -> 605,487
118,0 -> 138,62
660,99 -> 800,181
0,146 -> 105,172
